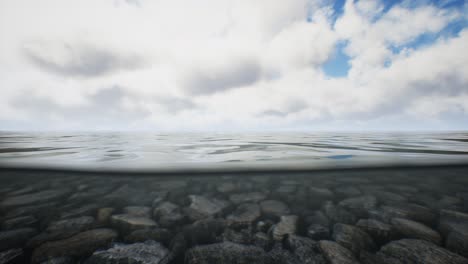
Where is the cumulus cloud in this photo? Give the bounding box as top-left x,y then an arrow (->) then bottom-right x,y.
0,0 -> 467,131
183,58 -> 262,95
22,41 -> 145,78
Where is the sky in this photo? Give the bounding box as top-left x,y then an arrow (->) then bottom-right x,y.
0,0 -> 467,131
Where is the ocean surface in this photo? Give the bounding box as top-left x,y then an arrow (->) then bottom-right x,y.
0,131 -> 468,171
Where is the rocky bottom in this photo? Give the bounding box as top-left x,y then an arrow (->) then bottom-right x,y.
0,166 -> 468,264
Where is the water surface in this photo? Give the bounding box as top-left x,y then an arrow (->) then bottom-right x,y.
1,132 -> 468,171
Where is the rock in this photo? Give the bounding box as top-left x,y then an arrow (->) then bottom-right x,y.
322,201 -> 357,225
318,240 -> 360,264
0,228 -> 37,251
376,203 -> 435,225
309,187 -> 334,200
307,224 -> 330,240
96,208 -> 114,225
185,242 -> 268,264
436,196 -> 462,210
377,239 -> 468,264
110,214 -> 157,234
338,195 -> 377,218
1,215 -> 37,230
60,204 -> 100,219
28,216 -> 96,248
373,191 -> 407,205
267,247 -> 302,264
39,256 -> 74,264
222,228 -> 252,244
335,186 -> 361,198
216,182 -> 237,193
359,251 -> 381,264
229,192 -> 266,204
256,220 -> 274,233
438,209 -> 468,236
151,191 -> 168,208
286,235 -> 326,264
391,217 -> 441,245
332,223 -> 376,256
356,219 -> 394,245
47,216 -> 95,234
304,211 -> 330,227
253,232 -> 272,250
260,200 -> 290,218
272,215 -> 298,241
446,226 -> 468,258
3,202 -> 57,220
31,228 -> 118,263
184,218 -> 226,245
185,195 -> 230,221
123,206 -> 151,218
153,202 -> 184,228
0,248 -> 24,264
124,228 -> 172,245
85,240 -> 170,264
0,189 -> 70,210
226,203 -> 260,227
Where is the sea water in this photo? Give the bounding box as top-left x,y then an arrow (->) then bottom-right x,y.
0,132 -> 468,263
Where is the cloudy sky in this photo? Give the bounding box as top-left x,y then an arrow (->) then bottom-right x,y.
1,0 -> 467,131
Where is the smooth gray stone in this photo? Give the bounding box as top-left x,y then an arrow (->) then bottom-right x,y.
185,195 -> 230,221
391,217 -> 441,245
318,240 -> 360,264
3,202 -> 57,220
373,191 -> 407,205
216,182 -> 237,193
1,189 -> 70,210
122,206 -> 151,218
309,187 -> 334,200
377,239 -> 468,264
322,201 -> 357,225
332,223 -> 376,256
253,232 -> 272,250
185,242 -> 268,264
31,228 -> 118,263
338,195 -> 377,218
85,240 -> 170,264
59,204 -> 100,219
28,216 -> 95,248
376,203 -> 435,225
260,200 -> 290,218
304,211 -> 330,227
272,215 -> 298,241
153,202 -> 184,228
447,227 -> 468,258
438,209 -> 468,236
229,192 -> 266,204
1,215 -> 37,230
0,228 -> 37,251
226,203 -> 261,226
0,248 -> 24,264
110,214 -> 157,234
222,228 -> 252,245
356,219 -> 394,245
335,186 -> 361,198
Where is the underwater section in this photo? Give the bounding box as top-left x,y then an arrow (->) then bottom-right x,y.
1,166 -> 468,263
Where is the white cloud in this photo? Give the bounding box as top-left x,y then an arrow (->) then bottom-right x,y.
0,0 -> 467,131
